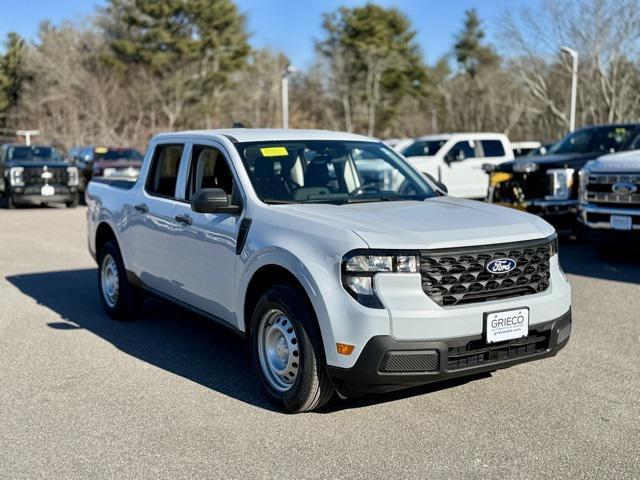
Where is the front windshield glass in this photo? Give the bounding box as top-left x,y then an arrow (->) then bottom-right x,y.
95,149 -> 143,161
622,128 -> 640,151
7,146 -> 63,162
402,139 -> 447,157
547,126 -> 634,155
235,140 -> 437,204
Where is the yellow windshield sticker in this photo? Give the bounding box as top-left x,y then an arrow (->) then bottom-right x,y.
95,147 -> 108,153
260,146 -> 288,157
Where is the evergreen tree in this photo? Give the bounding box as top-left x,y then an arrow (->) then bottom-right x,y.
0,32 -> 30,126
317,4 -> 429,135
454,9 -> 498,78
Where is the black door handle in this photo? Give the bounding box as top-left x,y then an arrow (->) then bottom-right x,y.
174,214 -> 193,226
134,203 -> 149,214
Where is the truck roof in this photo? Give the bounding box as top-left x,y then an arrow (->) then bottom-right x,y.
153,128 -> 377,143
414,132 -> 509,141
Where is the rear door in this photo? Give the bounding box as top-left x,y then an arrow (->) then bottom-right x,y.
170,141 -> 244,326
128,142 -> 185,294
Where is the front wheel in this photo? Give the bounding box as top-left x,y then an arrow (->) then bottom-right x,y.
97,240 -> 143,320
250,285 -> 334,413
66,192 -> 79,208
2,190 -> 14,209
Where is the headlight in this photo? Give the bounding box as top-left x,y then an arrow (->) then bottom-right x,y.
342,251 -> 418,308
545,168 -> 575,200
549,233 -> 559,257
67,166 -> 79,186
513,162 -> 539,173
578,169 -> 589,204
9,167 -> 24,186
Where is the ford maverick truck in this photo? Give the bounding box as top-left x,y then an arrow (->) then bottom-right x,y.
87,129 -> 572,412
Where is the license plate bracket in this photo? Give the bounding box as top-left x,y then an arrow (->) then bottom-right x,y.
41,185 -> 55,197
484,307 -> 529,344
610,215 -> 632,231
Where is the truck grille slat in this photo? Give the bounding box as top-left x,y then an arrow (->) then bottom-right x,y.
420,238 -> 552,307
586,173 -> 640,208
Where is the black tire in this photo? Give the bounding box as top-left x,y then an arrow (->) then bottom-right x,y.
250,284 -> 334,413
3,190 -> 15,209
66,192 -> 79,208
97,240 -> 143,320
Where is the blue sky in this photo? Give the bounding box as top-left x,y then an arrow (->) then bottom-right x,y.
0,0 -> 539,65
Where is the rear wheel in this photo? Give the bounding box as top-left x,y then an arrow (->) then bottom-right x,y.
97,240 -> 143,320
250,285 -> 334,413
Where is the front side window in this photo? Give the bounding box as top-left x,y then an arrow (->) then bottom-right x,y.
186,145 -> 237,203
146,144 -> 184,198
234,140 -> 437,204
447,141 -> 476,161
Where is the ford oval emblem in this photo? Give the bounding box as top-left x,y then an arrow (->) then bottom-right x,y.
486,258 -> 517,274
612,182 -> 638,195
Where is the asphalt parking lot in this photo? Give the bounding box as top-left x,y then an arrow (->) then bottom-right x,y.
1,206 -> 639,479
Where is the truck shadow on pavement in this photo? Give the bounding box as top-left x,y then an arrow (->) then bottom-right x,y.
7,268 -> 491,413
559,241 -> 640,284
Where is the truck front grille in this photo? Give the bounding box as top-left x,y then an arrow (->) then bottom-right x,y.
447,329 -> 550,370
586,173 -> 640,207
22,167 -> 68,185
420,238 -> 552,307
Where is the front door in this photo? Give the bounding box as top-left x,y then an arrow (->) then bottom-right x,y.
440,140 -> 487,198
171,142 -> 243,326
128,143 -> 185,294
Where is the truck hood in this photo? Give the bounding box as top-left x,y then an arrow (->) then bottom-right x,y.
501,152 -> 602,172
276,196 -> 554,249
585,149 -> 640,172
5,160 -> 69,169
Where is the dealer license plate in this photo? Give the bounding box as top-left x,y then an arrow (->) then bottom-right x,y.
610,215 -> 632,231
41,185 -> 55,197
485,308 -> 529,344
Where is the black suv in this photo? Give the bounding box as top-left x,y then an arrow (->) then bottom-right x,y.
486,124 -> 637,231
1,144 -> 80,209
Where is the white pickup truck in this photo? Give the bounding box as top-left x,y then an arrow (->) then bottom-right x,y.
87,129 -> 571,412
400,133 -> 514,199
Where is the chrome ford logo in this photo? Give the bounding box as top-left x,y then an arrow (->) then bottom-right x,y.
612,182 -> 637,195
41,171 -> 53,180
486,258 -> 517,274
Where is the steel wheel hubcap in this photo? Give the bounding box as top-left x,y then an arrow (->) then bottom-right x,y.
101,254 -> 119,308
257,309 -> 300,392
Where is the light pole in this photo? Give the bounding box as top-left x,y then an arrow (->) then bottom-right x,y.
16,130 -> 40,146
561,46 -> 578,132
281,65 -> 297,129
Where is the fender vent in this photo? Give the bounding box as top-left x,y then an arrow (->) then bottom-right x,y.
380,351 -> 439,373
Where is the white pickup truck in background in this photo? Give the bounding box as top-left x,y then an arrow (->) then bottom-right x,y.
86,128 -> 571,412
400,133 -> 514,199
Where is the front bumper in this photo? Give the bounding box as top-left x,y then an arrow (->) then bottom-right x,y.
579,204 -> 640,230
10,188 -> 78,205
328,309 -> 571,393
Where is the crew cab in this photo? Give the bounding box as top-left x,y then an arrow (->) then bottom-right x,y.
486,124 -> 637,231
401,133 -> 513,199
1,144 -> 79,209
579,129 -> 640,243
87,129 -> 571,412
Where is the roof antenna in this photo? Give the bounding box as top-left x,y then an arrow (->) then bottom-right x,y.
232,122 -> 245,128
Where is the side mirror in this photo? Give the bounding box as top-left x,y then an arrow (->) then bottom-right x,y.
423,172 -> 448,194
191,188 -> 240,214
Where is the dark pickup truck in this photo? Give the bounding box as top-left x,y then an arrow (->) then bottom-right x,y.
486,124 -> 638,231
1,144 -> 80,209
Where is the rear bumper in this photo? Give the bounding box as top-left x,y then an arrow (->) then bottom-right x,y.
328,309 -> 571,393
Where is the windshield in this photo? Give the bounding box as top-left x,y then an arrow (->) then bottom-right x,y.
401,139 -> 447,157
547,126 -> 634,155
235,140 -> 438,205
7,146 -> 63,162
622,128 -> 640,151
95,148 -> 143,161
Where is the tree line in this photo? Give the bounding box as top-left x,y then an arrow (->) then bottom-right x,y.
0,0 -> 639,150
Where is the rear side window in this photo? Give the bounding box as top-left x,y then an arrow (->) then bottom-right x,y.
146,144 -> 184,198
480,140 -> 506,157
447,141 -> 476,160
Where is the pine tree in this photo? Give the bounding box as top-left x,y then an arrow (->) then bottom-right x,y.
454,9 -> 498,78
0,32 -> 29,126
